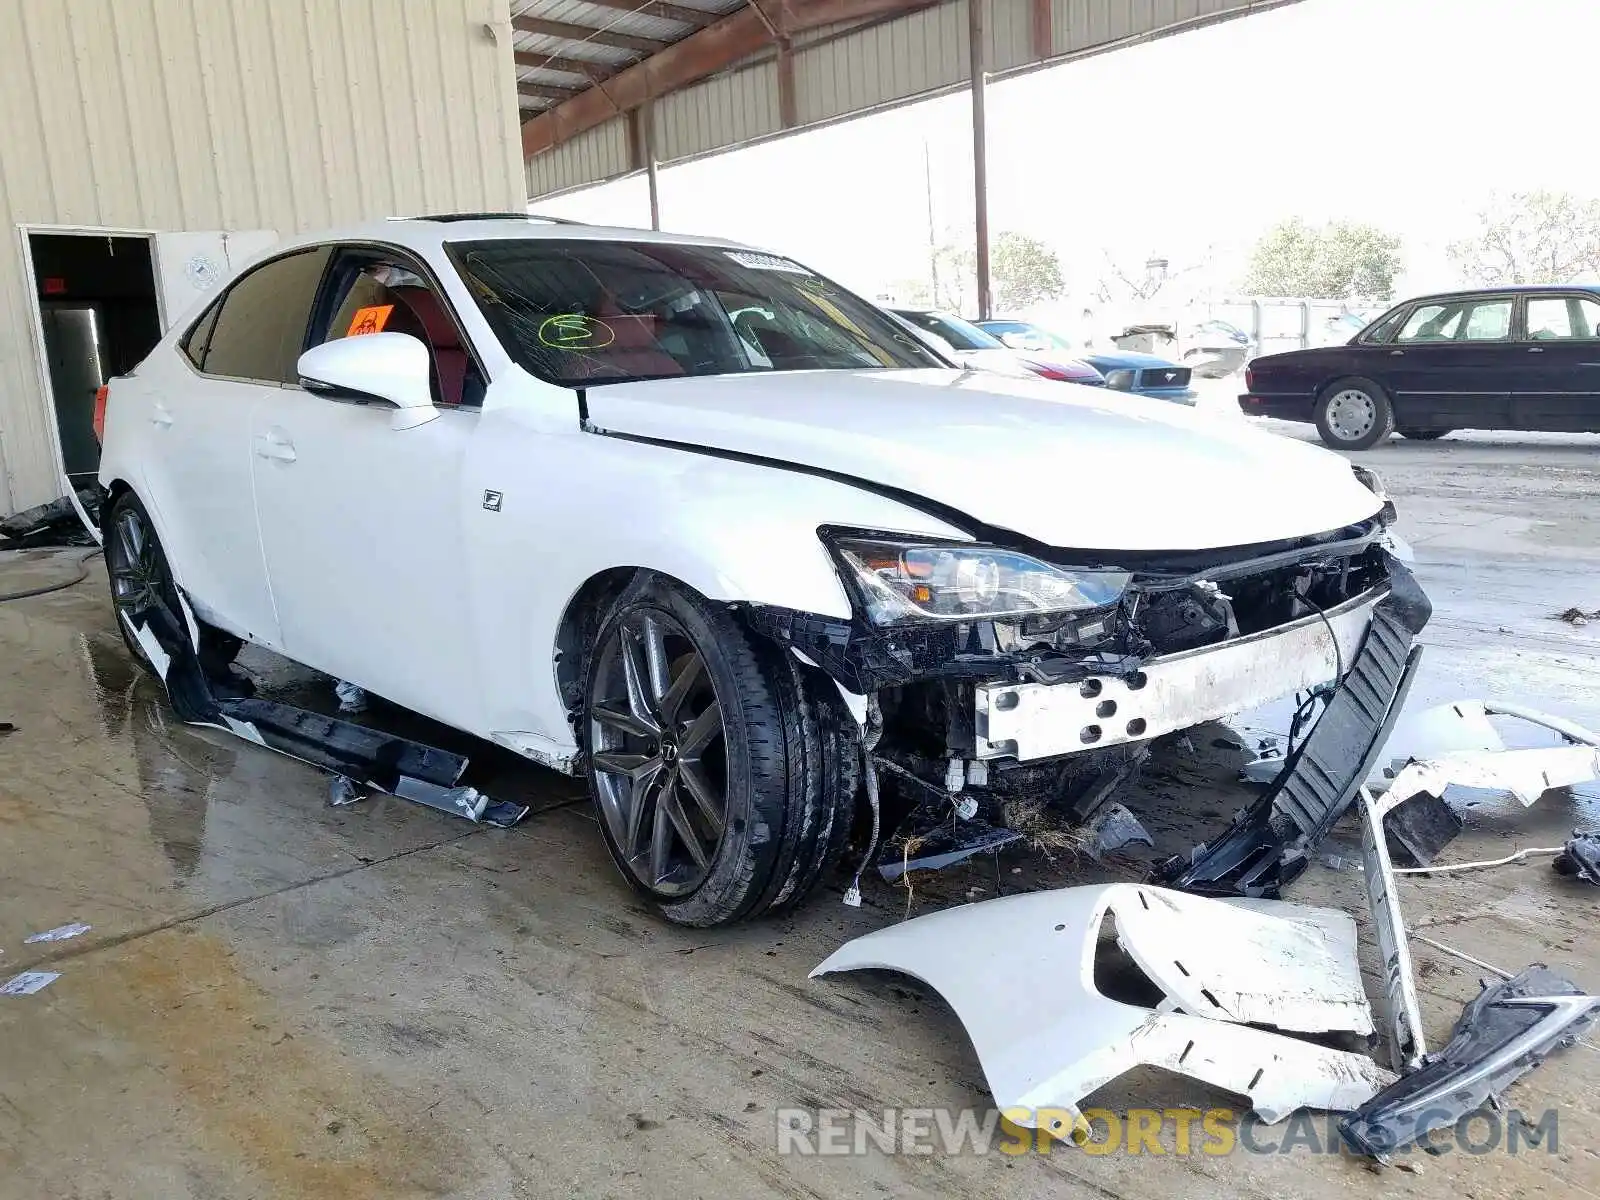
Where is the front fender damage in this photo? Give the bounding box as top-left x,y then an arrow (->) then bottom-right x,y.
812,884 -> 1394,1134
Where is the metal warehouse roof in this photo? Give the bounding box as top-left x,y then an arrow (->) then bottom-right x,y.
517,0 -> 1306,197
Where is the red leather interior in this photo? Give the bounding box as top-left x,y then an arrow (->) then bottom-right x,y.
583,298 -> 682,378
392,286 -> 469,406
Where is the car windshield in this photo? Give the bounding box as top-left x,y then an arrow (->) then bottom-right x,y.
893,310 -> 1005,351
446,239 -> 938,386
981,320 -> 1073,352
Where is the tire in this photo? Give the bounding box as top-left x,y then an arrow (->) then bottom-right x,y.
104,491 -> 182,676
582,572 -> 855,927
1314,377 -> 1394,450
1397,428 -> 1451,441
104,491 -> 242,681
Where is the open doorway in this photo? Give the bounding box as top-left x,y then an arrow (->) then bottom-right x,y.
27,233 -> 162,488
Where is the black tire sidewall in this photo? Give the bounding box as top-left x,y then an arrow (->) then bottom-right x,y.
1315,377 -> 1394,450
583,577 -> 789,928
105,492 -> 180,676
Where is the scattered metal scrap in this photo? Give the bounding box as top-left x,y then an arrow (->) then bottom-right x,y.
121,590 -> 529,829
813,884 -> 1394,1140
1340,966 -> 1600,1161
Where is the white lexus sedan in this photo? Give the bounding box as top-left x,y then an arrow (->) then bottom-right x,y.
98,215 -> 1421,926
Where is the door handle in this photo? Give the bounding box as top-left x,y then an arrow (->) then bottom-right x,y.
150,404 -> 174,428
1528,346 -> 1545,354
1389,349 -> 1404,356
254,432 -> 297,463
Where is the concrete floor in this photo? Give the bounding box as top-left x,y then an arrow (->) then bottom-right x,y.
2,428 -> 1599,1200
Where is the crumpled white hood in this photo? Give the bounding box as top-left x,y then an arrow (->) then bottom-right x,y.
583,368 -> 1384,552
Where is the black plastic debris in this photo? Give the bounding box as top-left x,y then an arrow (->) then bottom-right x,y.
1382,792 -> 1465,868
1156,555 -> 1431,898
1339,965 -> 1600,1160
1552,833 -> 1600,885
878,799 -> 1022,881
1084,802 -> 1154,859
0,489 -> 100,550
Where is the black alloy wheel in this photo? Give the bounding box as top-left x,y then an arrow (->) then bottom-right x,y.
588,608 -> 730,897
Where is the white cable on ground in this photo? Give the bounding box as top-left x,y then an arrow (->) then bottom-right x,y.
1412,934 -> 1513,980
1394,846 -> 1565,875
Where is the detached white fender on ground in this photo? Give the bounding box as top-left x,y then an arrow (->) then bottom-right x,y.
811,885 -> 1394,1137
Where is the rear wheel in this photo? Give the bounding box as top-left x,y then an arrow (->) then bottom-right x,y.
1397,428 -> 1451,441
583,573 -> 854,927
104,493 -> 180,675
1314,378 -> 1394,450
104,491 -> 241,681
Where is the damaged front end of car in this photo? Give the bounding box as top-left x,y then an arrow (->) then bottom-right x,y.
739,502 -> 1430,895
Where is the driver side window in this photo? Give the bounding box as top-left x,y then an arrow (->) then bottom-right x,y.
1395,303 -> 1461,343
309,248 -> 484,407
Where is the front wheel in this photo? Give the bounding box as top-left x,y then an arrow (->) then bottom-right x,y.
582,573 -> 854,927
1314,378 -> 1394,450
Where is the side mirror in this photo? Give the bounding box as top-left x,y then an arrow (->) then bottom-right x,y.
297,332 -> 438,430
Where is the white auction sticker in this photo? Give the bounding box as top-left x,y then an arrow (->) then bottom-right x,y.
724,250 -> 810,274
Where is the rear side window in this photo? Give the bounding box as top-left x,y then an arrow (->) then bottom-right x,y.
198,248 -> 331,383
1526,295 -> 1600,341
181,300 -> 222,369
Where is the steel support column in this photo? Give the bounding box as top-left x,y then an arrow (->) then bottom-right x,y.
647,157 -> 661,229
968,0 -> 991,319
631,102 -> 663,229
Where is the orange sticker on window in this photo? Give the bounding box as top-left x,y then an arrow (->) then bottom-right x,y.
346,304 -> 393,337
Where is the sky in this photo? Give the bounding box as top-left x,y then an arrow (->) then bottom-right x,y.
535,0 -> 1600,311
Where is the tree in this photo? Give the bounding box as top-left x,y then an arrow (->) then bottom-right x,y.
1093,253 -> 1199,305
931,243 -> 975,312
1241,218 -> 1402,300
990,232 -> 1065,312
921,231 -> 1064,314
1447,191 -> 1600,286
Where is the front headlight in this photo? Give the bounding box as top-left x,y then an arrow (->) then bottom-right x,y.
825,532 -> 1130,626
1350,464 -> 1397,525
1104,369 -> 1137,391
1350,464 -> 1387,501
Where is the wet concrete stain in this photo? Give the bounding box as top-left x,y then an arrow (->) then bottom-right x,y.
80,928 -> 469,1199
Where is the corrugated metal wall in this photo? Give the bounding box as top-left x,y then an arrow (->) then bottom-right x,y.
0,0 -> 524,515
526,0 -> 1296,196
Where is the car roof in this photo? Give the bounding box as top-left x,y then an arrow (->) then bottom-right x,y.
260,215 -> 763,257
1401,284 -> 1600,303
